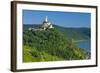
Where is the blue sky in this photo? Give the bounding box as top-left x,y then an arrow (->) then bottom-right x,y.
23,10 -> 91,28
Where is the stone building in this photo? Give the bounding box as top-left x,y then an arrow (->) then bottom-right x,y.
42,16 -> 54,30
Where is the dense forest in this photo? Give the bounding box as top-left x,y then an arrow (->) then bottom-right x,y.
23,25 -> 90,62
24,24 -> 90,40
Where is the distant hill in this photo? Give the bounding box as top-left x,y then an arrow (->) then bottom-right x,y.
23,24 -> 90,40
23,24 -> 88,62
53,25 -> 90,40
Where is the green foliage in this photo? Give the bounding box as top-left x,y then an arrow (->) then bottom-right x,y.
23,24 -> 91,40
23,45 -> 64,62
23,25 -> 88,62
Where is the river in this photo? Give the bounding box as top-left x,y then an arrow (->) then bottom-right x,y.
76,40 -> 91,52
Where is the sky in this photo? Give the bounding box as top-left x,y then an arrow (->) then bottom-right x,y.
23,10 -> 91,28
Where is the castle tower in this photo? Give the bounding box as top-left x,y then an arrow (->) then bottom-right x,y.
45,16 -> 48,22
42,16 -> 54,30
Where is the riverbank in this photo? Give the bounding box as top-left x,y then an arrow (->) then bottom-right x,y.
75,39 -> 90,52
73,39 -> 90,43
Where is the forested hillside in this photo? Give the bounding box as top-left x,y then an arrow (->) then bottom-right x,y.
23,25 -> 88,62
54,25 -> 90,40
24,24 -> 90,40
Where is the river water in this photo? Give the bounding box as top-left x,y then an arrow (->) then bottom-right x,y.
76,40 -> 91,52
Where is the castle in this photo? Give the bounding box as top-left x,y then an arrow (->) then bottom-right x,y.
42,16 -> 54,30
29,16 -> 54,31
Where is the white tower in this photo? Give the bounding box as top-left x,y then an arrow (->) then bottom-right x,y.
45,16 -> 48,22
42,16 -> 54,30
